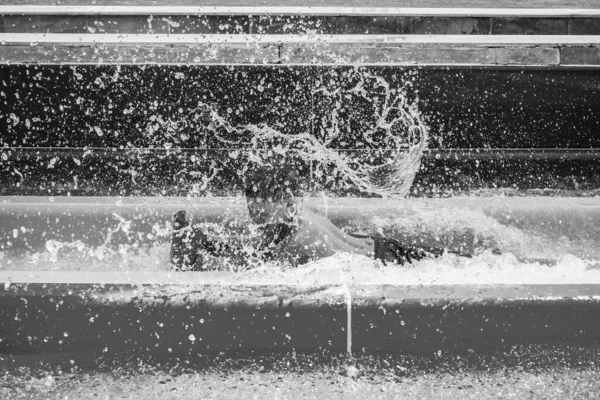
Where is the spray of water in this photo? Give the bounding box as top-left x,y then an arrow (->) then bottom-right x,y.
168,69 -> 429,198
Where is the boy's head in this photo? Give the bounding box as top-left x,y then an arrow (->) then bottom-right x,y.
244,164 -> 305,225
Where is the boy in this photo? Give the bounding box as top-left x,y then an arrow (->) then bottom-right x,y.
171,164 -> 445,271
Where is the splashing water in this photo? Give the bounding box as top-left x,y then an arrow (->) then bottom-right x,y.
3,66 -> 598,282
2,196 -> 599,284
151,69 -> 428,198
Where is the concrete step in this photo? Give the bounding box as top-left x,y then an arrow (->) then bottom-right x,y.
2,33 -> 600,65
1,6 -> 600,35
1,271 -> 599,355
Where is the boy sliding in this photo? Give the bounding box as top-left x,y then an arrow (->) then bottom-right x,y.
171,164 -> 467,271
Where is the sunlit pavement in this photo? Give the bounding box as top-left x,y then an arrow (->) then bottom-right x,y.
2,346 -> 600,399
3,370 -> 600,400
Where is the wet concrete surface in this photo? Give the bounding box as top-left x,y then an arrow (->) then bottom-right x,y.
1,345 -> 600,399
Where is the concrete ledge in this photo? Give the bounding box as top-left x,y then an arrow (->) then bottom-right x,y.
3,33 -> 600,45
0,47 -> 586,66
1,34 -> 599,65
1,272 -> 599,355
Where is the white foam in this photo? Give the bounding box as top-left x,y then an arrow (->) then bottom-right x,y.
228,252 -> 600,285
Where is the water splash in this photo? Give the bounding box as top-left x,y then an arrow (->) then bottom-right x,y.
23,214 -> 174,271
149,69 -> 429,198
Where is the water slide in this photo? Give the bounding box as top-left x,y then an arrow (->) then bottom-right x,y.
1,4 -> 600,378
